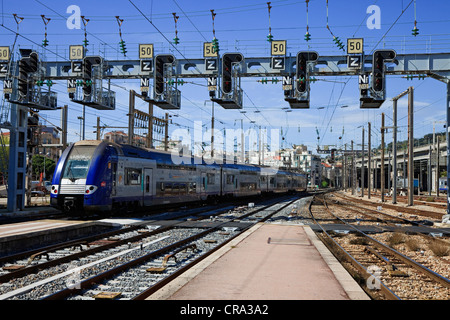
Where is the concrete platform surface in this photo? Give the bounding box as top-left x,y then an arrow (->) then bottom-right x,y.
147,223 -> 369,300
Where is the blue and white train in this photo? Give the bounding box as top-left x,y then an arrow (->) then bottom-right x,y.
439,177 -> 447,194
50,140 -> 307,214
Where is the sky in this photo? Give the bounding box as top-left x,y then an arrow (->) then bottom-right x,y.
1,0 -> 450,156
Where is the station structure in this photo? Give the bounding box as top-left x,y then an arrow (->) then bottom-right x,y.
0,39 -> 450,222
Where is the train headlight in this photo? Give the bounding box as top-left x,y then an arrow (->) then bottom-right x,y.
51,185 -> 59,194
85,185 -> 98,194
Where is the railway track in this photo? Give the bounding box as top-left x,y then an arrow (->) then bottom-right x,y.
333,192 -> 444,221
0,194 -> 306,300
310,194 -> 450,300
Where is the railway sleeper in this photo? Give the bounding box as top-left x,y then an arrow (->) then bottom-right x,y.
364,246 -> 409,278
146,244 -> 198,273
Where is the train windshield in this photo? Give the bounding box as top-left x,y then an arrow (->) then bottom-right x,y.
62,145 -> 97,181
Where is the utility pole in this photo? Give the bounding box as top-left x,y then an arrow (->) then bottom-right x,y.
446,80 -> 450,221
165,113 -> 169,151
408,86 -> 414,206
147,103 -> 154,149
403,149 -> 406,190
96,117 -> 101,140
374,159 -> 377,194
361,127 -> 364,197
61,105 -> 68,153
381,113 -> 385,202
388,151 -> 391,192
392,89 -> 409,204
344,144 -> 347,191
368,122 -> 371,199
351,140 -> 355,195
429,145 -> 432,196
128,89 -> 135,145
393,97 -> 398,203
211,102 -> 215,158
437,137 -> 440,197
82,105 -> 85,140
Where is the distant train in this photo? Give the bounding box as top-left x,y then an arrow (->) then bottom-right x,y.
50,140 -> 307,214
439,177 -> 447,194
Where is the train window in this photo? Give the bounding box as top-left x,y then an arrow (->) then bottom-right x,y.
270,177 -> 275,185
146,175 -> 150,192
226,174 -> 235,184
156,182 -> 164,196
165,183 -> 172,195
62,145 -> 97,181
125,168 -> 142,185
207,173 -> 215,185
172,183 -> 179,195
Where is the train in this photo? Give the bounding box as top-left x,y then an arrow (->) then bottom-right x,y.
50,140 -> 307,214
439,177 -> 447,194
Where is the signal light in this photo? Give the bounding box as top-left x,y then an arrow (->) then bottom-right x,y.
18,58 -> 30,100
29,52 -> 39,73
221,53 -> 243,95
296,53 -> 307,93
222,56 -> 232,94
154,55 -> 175,95
82,58 -> 92,98
371,50 -> 396,93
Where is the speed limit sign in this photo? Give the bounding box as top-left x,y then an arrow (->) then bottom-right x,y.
347,38 -> 363,54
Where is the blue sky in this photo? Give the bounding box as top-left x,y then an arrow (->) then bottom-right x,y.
1,0 -> 450,154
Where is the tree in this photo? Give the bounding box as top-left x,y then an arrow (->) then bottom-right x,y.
31,155 -> 56,181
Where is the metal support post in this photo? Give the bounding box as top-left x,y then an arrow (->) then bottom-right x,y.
351,140 -> 355,195
444,81 -> 450,221
361,127 -> 364,197
408,86 -> 414,206
393,99 -> 398,203
344,144 -> 347,191
128,89 -> 135,145
147,103 -> 154,149
165,113 -> 169,151
429,145 -> 432,196
368,122 -> 371,199
96,117 -> 101,140
7,103 -> 28,212
381,113 -> 385,202
437,137 -> 440,197
388,151 -> 391,192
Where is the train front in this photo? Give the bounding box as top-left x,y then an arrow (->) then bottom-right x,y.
50,140 -> 114,213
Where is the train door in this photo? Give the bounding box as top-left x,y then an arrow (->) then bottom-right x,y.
201,172 -> 207,192
111,162 -> 117,196
143,168 -> 153,206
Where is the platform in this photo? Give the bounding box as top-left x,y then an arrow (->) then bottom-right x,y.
0,219 -> 116,257
146,223 -> 370,300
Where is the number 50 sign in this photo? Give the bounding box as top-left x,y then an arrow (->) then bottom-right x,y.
347,38 -> 364,54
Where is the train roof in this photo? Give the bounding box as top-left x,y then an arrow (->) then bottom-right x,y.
73,141 -> 306,175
